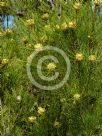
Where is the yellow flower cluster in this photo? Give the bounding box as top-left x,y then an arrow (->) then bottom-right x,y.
0,29 -> 12,37
28,116 -> 37,123
61,21 -> 76,31
75,53 -> 84,61
26,19 -> 35,27
94,0 -> 101,6
0,2 -> 8,7
41,13 -> 49,20
28,106 -> 45,123
88,55 -> 96,62
4,29 -> 13,35
1,59 -> 9,65
73,93 -> 81,101
34,43 -> 43,51
47,63 -> 56,71
38,107 -> 45,115
68,21 -> 76,29
75,53 -> 96,62
61,22 -> 68,31
73,2 -> 81,11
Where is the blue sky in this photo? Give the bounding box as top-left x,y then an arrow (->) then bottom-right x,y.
3,16 -> 14,28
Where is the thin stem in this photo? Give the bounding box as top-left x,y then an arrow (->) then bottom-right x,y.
0,98 -> 6,135
78,62 -> 82,92
86,63 -> 93,91
92,5 -> 97,32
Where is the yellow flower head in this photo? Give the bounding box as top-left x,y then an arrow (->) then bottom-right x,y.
26,19 -> 35,27
0,2 -> 7,7
73,93 -> 81,101
47,63 -> 56,71
38,107 -> 45,115
75,53 -> 84,61
68,21 -> 76,29
61,22 -> 68,31
94,0 -> 101,6
41,13 -> 49,20
53,121 -> 61,128
88,55 -> 96,62
28,116 -> 37,123
34,43 -> 43,51
4,29 -> 12,35
73,2 -> 81,10
2,59 -> 9,65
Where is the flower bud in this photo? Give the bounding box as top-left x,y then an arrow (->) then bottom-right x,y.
88,55 -> 96,62
53,121 -> 61,128
16,96 -> 22,102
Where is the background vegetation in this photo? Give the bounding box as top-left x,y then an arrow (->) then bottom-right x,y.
0,0 -> 102,135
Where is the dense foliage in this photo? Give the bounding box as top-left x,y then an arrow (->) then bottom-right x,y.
0,0 -> 102,136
